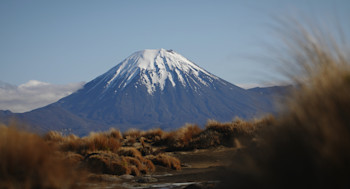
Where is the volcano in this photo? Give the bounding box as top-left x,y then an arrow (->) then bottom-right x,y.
1,49 -> 284,135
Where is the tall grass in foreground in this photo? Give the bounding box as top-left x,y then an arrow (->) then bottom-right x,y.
219,20 -> 350,189
0,125 -> 81,189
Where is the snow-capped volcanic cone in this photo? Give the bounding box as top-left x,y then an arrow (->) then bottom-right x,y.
1,49 -> 282,136
102,49 -> 218,95
55,49 -> 272,131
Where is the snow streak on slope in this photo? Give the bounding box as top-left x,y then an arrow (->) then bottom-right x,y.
102,49 -> 218,94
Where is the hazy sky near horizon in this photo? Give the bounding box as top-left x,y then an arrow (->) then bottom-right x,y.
1,0 -> 349,88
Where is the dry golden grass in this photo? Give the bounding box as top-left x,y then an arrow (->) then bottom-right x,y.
117,147 -> 155,174
161,124 -> 202,150
44,128 -> 122,154
117,147 -> 143,159
64,152 -> 84,166
0,126 -> 81,189
154,118 -> 272,151
42,129 -> 158,177
143,158 -> 156,172
124,157 -> 143,171
85,132 -> 121,153
206,117 -> 272,137
0,106 -> 276,185
84,151 -> 131,175
123,156 -> 155,175
123,129 -> 141,139
176,124 -> 202,146
141,128 -> 166,143
0,103 -> 279,185
122,129 -> 142,146
108,128 -> 123,139
60,136 -> 87,154
43,130 -> 64,142
146,154 -> 182,170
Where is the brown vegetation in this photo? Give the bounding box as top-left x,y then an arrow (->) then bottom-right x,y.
146,154 -> 182,170
2,15 -> 349,189
0,98 -> 282,188
117,147 -> 142,159
141,128 -> 165,144
0,91 -> 291,188
154,117 -> 273,151
218,20 -> 350,189
44,129 -> 122,154
0,126 -> 81,189
84,151 -> 131,175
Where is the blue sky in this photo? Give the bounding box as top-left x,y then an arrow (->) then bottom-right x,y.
1,0 -> 349,87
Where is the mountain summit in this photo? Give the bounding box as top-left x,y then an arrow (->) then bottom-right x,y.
1,49 -> 284,135
55,49 -> 274,132
90,48 -> 220,95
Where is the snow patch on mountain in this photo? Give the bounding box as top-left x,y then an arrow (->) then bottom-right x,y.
103,49 -> 218,94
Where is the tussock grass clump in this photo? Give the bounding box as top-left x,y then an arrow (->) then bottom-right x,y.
83,148 -> 156,176
61,137 -> 87,154
129,166 -> 140,176
203,117 -> 271,146
108,128 -> 123,139
176,124 -> 202,145
117,147 -> 155,174
123,128 -> 165,146
157,118 -> 272,151
206,117 -> 271,138
42,129 -> 156,176
123,129 -> 141,138
123,156 -> 155,175
122,129 -> 142,146
64,152 -> 84,166
117,147 -> 142,159
123,129 -> 141,139
84,151 -> 131,175
143,158 -> 156,172
162,124 -> 202,150
85,132 -> 121,153
45,128 -> 122,154
142,128 -> 165,143
43,131 -> 64,142
0,126 -> 80,189
146,154 -> 182,170
124,156 -> 143,175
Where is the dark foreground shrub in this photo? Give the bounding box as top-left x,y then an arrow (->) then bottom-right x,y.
218,19 -> 350,189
